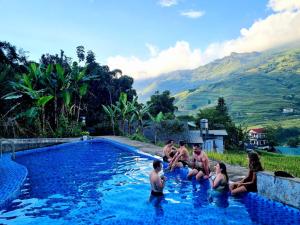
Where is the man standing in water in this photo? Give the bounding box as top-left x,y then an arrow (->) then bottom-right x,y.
149,160 -> 165,196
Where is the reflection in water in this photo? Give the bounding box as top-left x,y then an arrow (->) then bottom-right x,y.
191,178 -> 210,208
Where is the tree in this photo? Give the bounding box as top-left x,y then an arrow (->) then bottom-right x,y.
86,50 -> 96,64
76,46 -> 85,62
287,138 -> 299,148
149,112 -> 164,144
147,90 -> 177,118
195,97 -> 240,149
102,104 -> 119,136
265,126 -> 279,147
3,63 -> 54,135
216,97 -> 227,114
133,103 -> 151,135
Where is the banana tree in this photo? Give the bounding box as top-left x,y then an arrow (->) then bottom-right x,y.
133,103 -> 152,135
126,96 -> 138,135
2,63 -> 54,134
149,112 -> 164,144
116,92 -> 130,134
55,64 -> 72,118
102,104 -> 119,135
70,64 -> 88,122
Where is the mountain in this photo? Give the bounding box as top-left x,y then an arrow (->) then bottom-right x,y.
134,47 -> 300,125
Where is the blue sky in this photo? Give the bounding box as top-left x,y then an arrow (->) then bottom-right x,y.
1,0 -> 300,79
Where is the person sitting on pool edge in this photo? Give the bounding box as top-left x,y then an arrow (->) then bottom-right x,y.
168,140 -> 190,171
209,162 -> 229,192
230,151 -> 263,195
162,139 -> 177,162
150,160 -> 166,196
187,143 -> 210,180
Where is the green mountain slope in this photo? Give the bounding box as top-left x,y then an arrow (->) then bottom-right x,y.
135,47 -> 300,125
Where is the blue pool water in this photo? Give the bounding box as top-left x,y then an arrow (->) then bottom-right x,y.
0,140 -> 299,225
276,146 -> 300,156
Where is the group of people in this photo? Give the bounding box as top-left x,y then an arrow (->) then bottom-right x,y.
150,139 -> 263,198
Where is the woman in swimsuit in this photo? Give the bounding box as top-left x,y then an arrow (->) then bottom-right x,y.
209,162 -> 229,192
230,151 -> 263,195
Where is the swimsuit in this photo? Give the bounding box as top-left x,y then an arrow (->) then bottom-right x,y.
178,160 -> 189,167
163,156 -> 169,162
151,190 -> 164,196
244,170 -> 258,192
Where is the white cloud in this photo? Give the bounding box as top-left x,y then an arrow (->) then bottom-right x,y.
180,10 -> 205,19
202,7 -> 300,62
158,0 -> 177,7
145,43 -> 159,57
107,0 -> 300,79
107,41 -> 203,79
268,0 -> 300,12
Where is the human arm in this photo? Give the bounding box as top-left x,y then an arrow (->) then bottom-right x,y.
157,175 -> 165,189
239,172 -> 256,186
163,146 -> 170,158
203,156 -> 210,179
234,171 -> 251,186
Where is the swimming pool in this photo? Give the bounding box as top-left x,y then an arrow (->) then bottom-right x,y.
0,139 -> 299,225
276,146 -> 300,156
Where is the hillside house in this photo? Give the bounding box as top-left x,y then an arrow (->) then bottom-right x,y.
282,108 -> 294,114
248,128 -> 268,147
187,120 -> 227,153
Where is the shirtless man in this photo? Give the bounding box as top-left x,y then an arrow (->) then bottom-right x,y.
187,143 -> 210,180
162,140 -> 177,162
149,160 -> 166,196
168,140 -> 190,171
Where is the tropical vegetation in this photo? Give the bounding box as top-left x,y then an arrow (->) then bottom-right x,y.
0,41 -> 136,137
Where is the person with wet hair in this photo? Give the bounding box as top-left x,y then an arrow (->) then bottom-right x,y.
230,151 -> 263,195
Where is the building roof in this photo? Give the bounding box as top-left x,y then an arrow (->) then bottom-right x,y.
187,130 -> 204,144
250,128 -> 265,133
187,121 -> 197,127
208,130 -> 228,136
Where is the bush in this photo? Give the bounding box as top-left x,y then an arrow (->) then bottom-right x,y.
287,138 -> 299,148
129,133 -> 149,142
81,131 -> 90,136
54,115 -> 82,137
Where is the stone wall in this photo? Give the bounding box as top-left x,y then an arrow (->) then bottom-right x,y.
257,171 -> 300,209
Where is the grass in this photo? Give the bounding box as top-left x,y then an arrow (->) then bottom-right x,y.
207,150 -> 300,178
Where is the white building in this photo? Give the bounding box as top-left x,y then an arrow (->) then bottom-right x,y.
248,128 -> 268,147
187,129 -> 227,153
